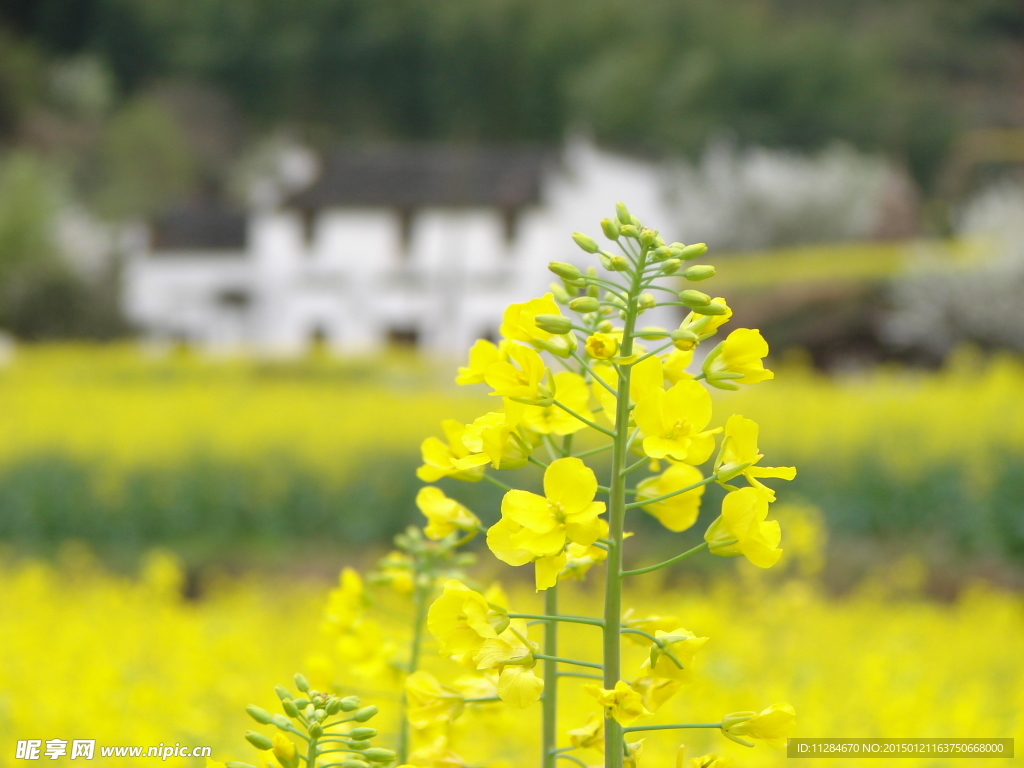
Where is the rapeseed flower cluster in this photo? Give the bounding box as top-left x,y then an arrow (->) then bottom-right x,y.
400,205 -> 799,768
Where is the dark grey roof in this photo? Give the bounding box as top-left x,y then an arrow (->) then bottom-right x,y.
286,144 -> 552,211
151,200 -> 247,251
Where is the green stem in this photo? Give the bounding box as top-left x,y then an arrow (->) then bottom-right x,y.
552,400 -> 616,437
569,350 -> 618,397
533,654 -> 603,670
573,443 -> 613,459
619,456 -> 649,476
618,628 -> 684,669
557,671 -> 604,680
603,244 -> 647,768
464,696 -> 502,703
556,754 -> 590,768
621,723 -> 722,733
508,613 -> 604,627
621,542 -> 709,578
397,580 -> 430,763
307,733 -> 319,768
483,474 -> 513,492
542,586 -> 558,768
625,475 -> 717,509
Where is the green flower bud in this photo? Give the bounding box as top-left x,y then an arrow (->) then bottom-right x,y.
349,740 -> 371,750
325,698 -> 342,715
282,700 -> 300,718
601,217 -> 620,239
274,686 -> 292,701
548,261 -> 581,281
610,256 -> 630,271
597,320 -> 614,333
637,326 -> 669,339
572,232 -> 599,253
690,302 -> 728,316
534,314 -> 573,334
661,258 -> 681,274
293,674 -> 310,693
293,698 -> 309,708
314,709 -> 326,722
549,282 -> 572,304
348,728 -> 377,740
651,246 -> 673,261
363,749 -> 398,763
638,293 -> 656,309
598,251 -> 615,270
271,715 -> 291,730
615,202 -> 631,224
670,329 -> 699,342
679,290 -> 711,308
639,229 -> 657,247
629,215 -> 641,227
309,723 -> 323,739
340,697 -> 360,712
569,296 -> 601,313
533,333 -> 577,359
341,761 -> 371,768
245,731 -> 274,751
678,243 -> 708,260
352,705 -> 379,722
619,224 -> 639,239
683,264 -> 715,281
246,705 -> 273,725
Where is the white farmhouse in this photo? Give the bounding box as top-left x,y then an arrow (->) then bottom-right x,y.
123,138 -> 679,355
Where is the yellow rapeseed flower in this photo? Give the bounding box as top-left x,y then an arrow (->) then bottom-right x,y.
625,739 -> 645,768
559,540 -> 608,581
407,737 -> 466,768
416,487 -> 481,540
716,414 -> 795,500
584,680 -> 651,726
567,713 -> 604,751
322,568 -> 365,633
635,463 -> 706,532
484,344 -> 549,402
704,487 -> 782,568
585,333 -> 619,360
474,619 -> 544,708
663,349 -> 694,384
721,702 -> 796,748
271,734 -> 298,768
486,457 -> 607,590
703,328 -> 774,389
460,405 -> 534,469
630,677 -> 683,712
633,380 -> 717,462
688,754 -> 733,767
639,627 -> 709,682
404,670 -> 466,728
426,580 -> 500,655
417,420 -> 488,482
521,372 -> 590,435
499,293 -> 564,344
456,339 -> 509,385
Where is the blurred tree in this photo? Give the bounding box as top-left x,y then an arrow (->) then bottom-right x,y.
93,96 -> 195,219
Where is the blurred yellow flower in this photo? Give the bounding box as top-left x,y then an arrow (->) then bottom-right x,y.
688,753 -> 733,767
408,737 -> 466,768
705,487 -> 782,568
271,734 -> 298,768
630,676 -> 683,712
474,620 -> 544,708
417,420 -> 487,483
639,627 -> 709,682
461,406 -> 533,469
722,702 -> 796,748
416,487 -> 481,540
567,713 -> 604,751
404,670 -> 466,728
584,680 -> 651,726
426,580 -> 499,656
635,463 -> 706,532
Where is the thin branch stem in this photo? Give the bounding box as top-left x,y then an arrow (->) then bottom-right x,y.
552,400 -> 616,437
508,613 -> 605,627
533,654 -> 603,670
621,542 -> 709,578
621,723 -> 723,733
625,474 -> 717,509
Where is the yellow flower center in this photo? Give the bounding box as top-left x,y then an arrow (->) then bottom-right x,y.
667,418 -> 691,439
548,501 -> 567,524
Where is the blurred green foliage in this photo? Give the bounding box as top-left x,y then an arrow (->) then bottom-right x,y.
1,450 -> 1021,572
1,0 -> 1023,189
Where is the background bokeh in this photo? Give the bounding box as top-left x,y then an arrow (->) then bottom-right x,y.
0,2 -> 1022,767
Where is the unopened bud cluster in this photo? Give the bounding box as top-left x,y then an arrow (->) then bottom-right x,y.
237,674 -> 394,768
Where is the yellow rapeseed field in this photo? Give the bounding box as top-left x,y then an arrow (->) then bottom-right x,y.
0,344 -> 1021,484
0,549 -> 1020,768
